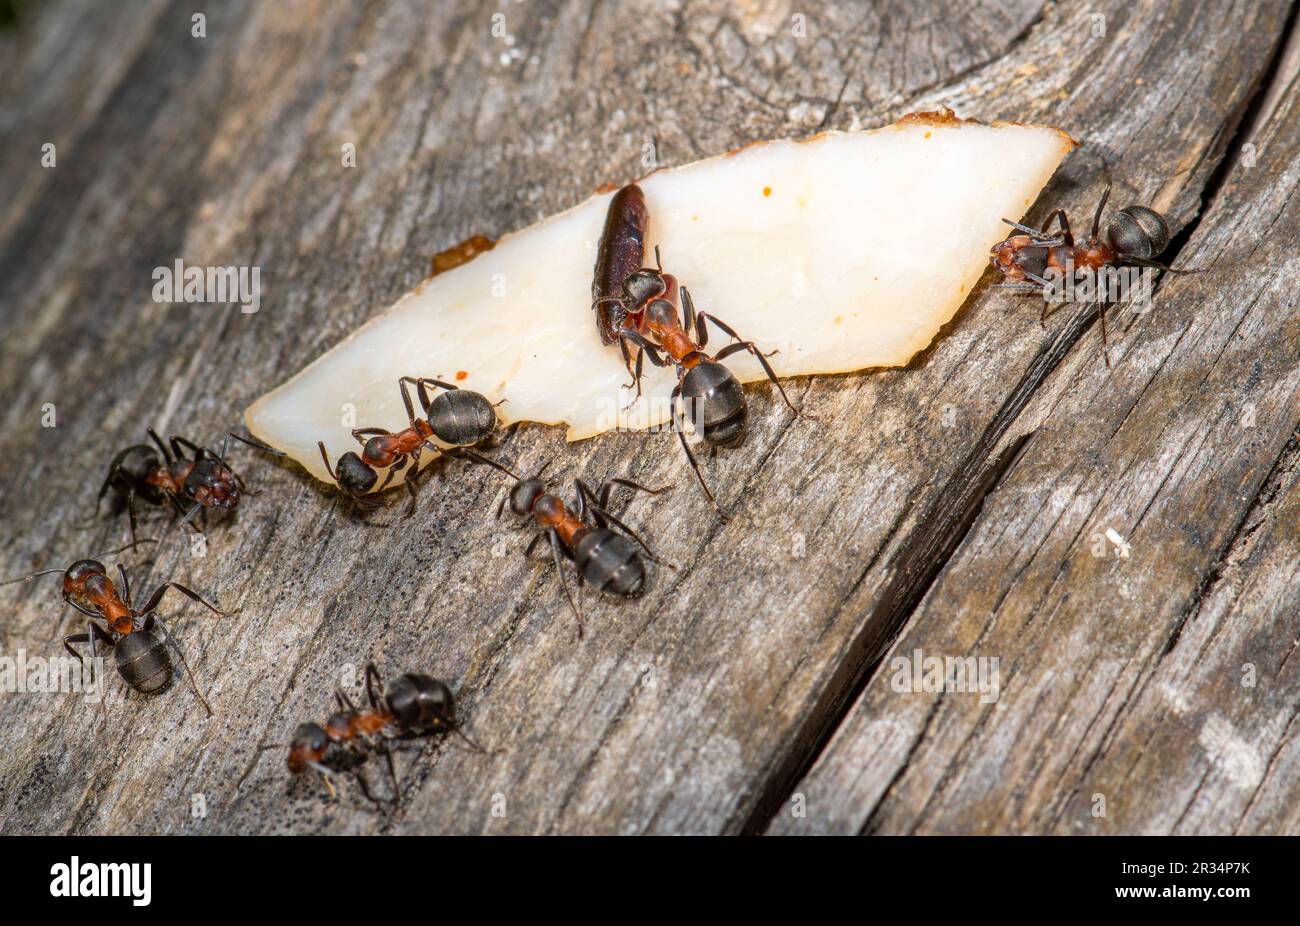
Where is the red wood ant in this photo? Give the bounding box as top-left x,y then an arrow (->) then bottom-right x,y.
88,428 -> 267,547
990,186 -> 1189,367
500,461 -> 673,637
1,554 -> 226,715
609,258 -> 804,513
318,376 -> 514,516
283,663 -> 487,807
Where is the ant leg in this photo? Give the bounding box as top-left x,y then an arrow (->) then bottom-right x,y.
1090,186 -> 1112,241
399,377 -> 418,425
523,531 -> 546,560
620,341 -> 646,403
169,435 -> 205,461
1126,255 -> 1197,274
619,337 -> 640,394
438,444 -> 519,480
351,428 -> 390,448
397,450 -> 426,519
407,375 -> 461,394
365,662 -> 384,709
576,483 -> 675,567
712,339 -> 804,417
138,579 -> 228,617
597,477 -> 674,507
450,723 -> 491,754
372,456 -> 407,495
672,384 -> 725,518
617,329 -> 671,367
680,285 -> 699,337
1099,301 -> 1112,369
547,529 -> 584,638
147,427 -> 173,464
141,612 -> 213,716
63,622 -> 113,660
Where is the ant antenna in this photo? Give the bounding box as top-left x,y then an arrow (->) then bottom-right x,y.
450,723 -> 494,755
0,538 -> 156,586
654,244 -> 663,271
229,432 -> 285,457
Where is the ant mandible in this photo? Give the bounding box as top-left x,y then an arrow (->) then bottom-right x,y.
88,428 -> 267,547
500,461 -> 674,637
990,185 -> 1188,367
285,663 -> 488,807
610,255 -> 806,514
319,376 -> 513,517
1,555 -> 226,715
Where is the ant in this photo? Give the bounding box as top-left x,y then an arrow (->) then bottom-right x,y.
88,428 -> 267,547
318,376 -> 513,517
608,254 -> 805,513
284,663 -> 487,807
990,185 -> 1189,367
500,461 -> 673,637
1,554 -> 226,715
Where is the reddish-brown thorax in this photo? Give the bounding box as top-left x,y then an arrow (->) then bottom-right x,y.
65,572 -> 133,634
530,493 -> 584,548
326,708 -> 393,743
146,460 -> 193,496
362,421 -> 434,467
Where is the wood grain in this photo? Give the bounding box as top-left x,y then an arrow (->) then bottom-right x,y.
0,0 -> 1295,835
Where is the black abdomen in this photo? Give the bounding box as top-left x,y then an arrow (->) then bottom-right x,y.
114,632 -> 171,694
575,528 -> 646,597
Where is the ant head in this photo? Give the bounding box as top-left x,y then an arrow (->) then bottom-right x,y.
384,673 -> 455,731
65,559 -> 108,584
335,452 -> 379,497
186,458 -> 240,509
509,478 -> 546,516
288,722 -> 329,773
990,235 -> 1048,280
63,559 -> 112,603
1106,206 -> 1169,259
622,269 -> 667,307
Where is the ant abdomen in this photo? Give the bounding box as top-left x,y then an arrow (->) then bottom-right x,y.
682,360 -> 748,447
114,631 -> 172,695
1108,205 -> 1170,259
428,389 -> 497,447
575,528 -> 646,597
384,673 -> 456,732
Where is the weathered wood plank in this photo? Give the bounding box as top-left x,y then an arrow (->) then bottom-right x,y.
0,0 -> 1293,836
769,45 -> 1300,835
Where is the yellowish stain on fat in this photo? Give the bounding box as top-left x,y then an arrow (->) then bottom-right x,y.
762,185 -> 772,197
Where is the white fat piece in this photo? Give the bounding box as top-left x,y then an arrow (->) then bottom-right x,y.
246,112 -> 1075,489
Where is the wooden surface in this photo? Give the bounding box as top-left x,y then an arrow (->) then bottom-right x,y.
0,0 -> 1296,835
